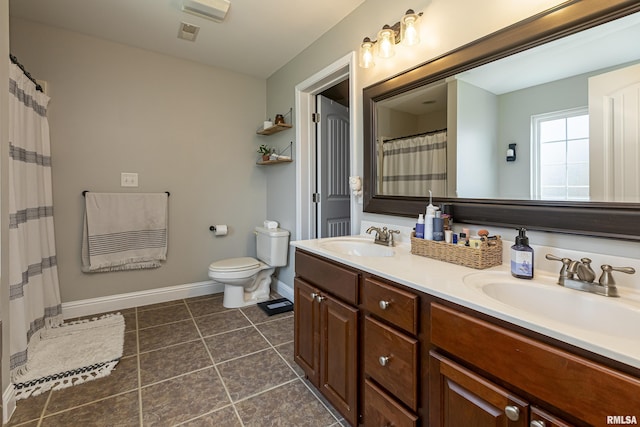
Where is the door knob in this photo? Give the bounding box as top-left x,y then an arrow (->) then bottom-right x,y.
310,292 -> 319,300
315,295 -> 326,303
378,356 -> 390,366
379,300 -> 390,310
504,405 -> 520,422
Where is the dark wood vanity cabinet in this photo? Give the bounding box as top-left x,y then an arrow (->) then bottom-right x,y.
294,249 -> 640,426
294,251 -> 359,426
430,302 -> 640,427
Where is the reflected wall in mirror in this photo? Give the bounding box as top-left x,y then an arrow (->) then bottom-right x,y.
374,10 -> 640,202
364,0 -> 640,240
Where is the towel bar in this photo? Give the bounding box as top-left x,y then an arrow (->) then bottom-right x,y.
82,191 -> 170,197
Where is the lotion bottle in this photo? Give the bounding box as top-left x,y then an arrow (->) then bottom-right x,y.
415,213 -> 425,239
511,228 -> 534,279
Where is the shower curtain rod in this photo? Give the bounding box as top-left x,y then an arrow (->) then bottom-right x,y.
9,54 -> 44,92
383,128 -> 447,143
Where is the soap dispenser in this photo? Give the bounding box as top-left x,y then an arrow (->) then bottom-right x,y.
511,228 -> 534,279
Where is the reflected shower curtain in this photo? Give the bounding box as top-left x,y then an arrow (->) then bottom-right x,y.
8,63 -> 63,379
381,131 -> 447,197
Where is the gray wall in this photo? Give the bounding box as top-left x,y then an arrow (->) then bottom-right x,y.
496,72 -> 587,199
9,18 -> 268,303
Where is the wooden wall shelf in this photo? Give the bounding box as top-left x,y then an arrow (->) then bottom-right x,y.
256,159 -> 293,165
257,123 -> 292,135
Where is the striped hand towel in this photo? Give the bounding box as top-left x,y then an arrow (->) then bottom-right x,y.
81,193 -> 168,273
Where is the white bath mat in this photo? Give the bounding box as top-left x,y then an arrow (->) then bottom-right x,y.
12,313 -> 125,400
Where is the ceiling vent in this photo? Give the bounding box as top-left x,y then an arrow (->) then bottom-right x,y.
178,22 -> 200,41
182,0 -> 230,23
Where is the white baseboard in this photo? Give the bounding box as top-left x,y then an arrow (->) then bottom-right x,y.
61,280 -> 223,319
275,279 -> 294,303
3,383 -> 16,425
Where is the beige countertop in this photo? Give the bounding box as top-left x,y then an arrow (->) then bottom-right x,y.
291,236 -> 640,370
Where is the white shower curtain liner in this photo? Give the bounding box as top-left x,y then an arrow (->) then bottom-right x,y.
381,131 -> 448,197
8,63 -> 63,379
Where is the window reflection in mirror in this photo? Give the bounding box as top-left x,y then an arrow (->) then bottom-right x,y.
374,11 -> 640,203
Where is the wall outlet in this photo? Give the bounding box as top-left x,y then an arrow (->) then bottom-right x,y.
121,172 -> 138,187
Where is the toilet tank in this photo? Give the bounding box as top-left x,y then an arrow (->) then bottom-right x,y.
255,226 -> 290,267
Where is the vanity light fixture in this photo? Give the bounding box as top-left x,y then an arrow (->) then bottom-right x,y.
358,9 -> 423,68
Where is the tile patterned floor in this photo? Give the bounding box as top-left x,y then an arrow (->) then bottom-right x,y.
8,293 -> 346,427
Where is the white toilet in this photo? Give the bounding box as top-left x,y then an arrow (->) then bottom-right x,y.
208,226 -> 290,308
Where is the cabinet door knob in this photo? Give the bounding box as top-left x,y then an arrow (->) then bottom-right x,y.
310,292 -> 319,300
530,421 -> 546,427
379,300 -> 390,310
315,295 -> 326,303
504,405 -> 520,422
378,356 -> 390,367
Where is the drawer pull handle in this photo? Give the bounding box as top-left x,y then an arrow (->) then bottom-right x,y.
530,421 -> 546,427
379,300 -> 390,310
378,356 -> 390,367
505,405 -> 520,422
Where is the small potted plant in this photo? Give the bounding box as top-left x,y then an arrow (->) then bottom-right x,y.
257,144 -> 272,161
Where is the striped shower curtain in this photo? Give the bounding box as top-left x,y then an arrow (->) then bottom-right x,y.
8,63 -> 63,378
380,131 -> 448,197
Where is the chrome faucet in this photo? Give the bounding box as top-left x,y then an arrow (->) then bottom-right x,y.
546,253 -> 635,297
366,226 -> 400,247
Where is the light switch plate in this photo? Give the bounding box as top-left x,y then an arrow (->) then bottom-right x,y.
121,172 -> 138,187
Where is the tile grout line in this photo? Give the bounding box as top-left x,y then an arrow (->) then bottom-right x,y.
184,299 -> 246,427
135,307 -> 144,426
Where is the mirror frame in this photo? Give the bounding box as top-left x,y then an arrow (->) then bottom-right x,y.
364,0 -> 640,241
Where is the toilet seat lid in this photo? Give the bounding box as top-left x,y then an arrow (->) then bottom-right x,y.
208,257 -> 260,272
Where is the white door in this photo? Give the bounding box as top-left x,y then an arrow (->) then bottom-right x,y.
589,62 -> 640,202
317,95 -> 350,237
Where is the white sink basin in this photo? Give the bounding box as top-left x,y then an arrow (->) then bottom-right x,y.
319,238 -> 395,257
463,271 -> 640,339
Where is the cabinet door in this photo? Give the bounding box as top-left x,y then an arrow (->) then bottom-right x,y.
320,294 -> 359,427
430,351 -> 529,427
294,278 -> 320,385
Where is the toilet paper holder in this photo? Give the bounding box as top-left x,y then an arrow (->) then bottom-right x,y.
209,225 -> 228,236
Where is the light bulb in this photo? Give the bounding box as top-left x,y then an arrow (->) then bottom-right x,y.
359,37 -> 375,68
401,10 -> 421,46
377,26 -> 396,58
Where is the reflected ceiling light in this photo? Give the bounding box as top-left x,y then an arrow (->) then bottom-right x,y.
359,9 -> 423,68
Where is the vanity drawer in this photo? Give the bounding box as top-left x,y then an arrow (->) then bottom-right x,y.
364,316 -> 419,410
431,302 -> 640,426
295,250 -> 359,305
363,277 -> 419,334
364,379 -> 418,427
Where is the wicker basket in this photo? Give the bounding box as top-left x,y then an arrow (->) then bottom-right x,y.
410,233 -> 503,269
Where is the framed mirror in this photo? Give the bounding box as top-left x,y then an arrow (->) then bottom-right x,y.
363,0 -> 640,241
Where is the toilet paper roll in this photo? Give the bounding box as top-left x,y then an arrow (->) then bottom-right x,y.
214,225 -> 228,236
264,220 -> 278,229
